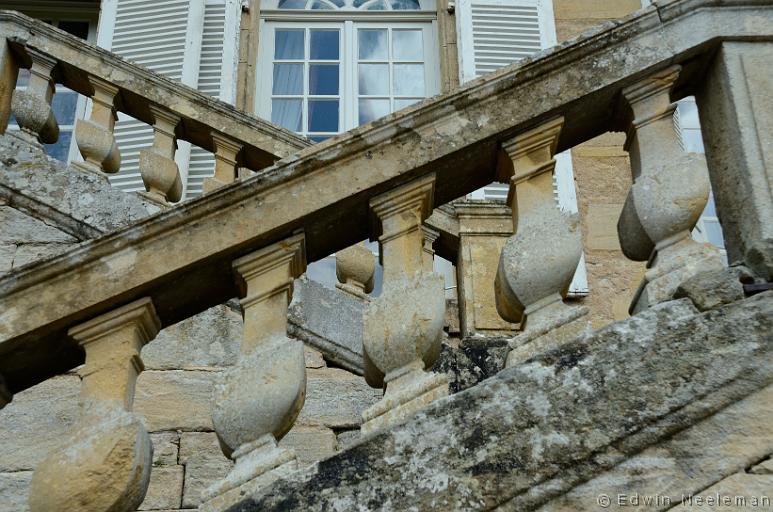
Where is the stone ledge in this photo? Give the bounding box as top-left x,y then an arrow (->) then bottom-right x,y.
229,293 -> 773,511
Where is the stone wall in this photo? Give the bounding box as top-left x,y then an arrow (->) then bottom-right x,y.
0,135 -> 381,511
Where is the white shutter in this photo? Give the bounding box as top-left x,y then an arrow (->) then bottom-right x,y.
457,0 -> 588,295
97,0 -> 205,194
186,0 -> 241,198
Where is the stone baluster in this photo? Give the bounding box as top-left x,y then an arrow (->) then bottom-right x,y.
421,226 -> 440,273
28,298 -> 161,512
11,48 -> 58,147
138,105 -> 183,205
494,117 -> 589,368
335,242 -> 376,299
202,133 -> 243,193
0,39 -> 20,135
618,65 -> 723,314
73,76 -> 121,178
361,174 -> 448,436
201,233 -> 307,512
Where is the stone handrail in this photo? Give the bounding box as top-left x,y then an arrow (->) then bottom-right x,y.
1,1 -> 772,509
0,10 -> 310,187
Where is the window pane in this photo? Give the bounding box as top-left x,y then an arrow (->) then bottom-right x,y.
58,21 -> 90,40
359,99 -> 390,125
310,0 -> 334,8
309,135 -> 331,143
310,30 -> 340,60
394,98 -> 421,110
390,0 -> 421,9
358,30 -> 387,60
393,30 -> 423,61
277,0 -> 307,8
393,64 -> 424,96
309,64 -> 339,95
359,64 -> 389,95
308,100 -> 339,132
44,131 -> 72,162
52,91 -> 79,125
275,30 -> 305,60
272,99 -> 303,132
365,0 -> 388,9
272,64 -> 303,95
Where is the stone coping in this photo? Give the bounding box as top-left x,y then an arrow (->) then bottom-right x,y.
0,0 -> 772,393
0,10 -> 311,168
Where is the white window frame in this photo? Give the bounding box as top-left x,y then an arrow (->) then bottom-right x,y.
257,13 -> 440,135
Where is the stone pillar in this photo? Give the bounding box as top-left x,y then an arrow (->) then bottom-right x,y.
201,233 -> 307,512
10,48 -> 58,147
494,117 -> 588,367
336,242 -> 375,299
695,42 -> 773,282
454,201 -> 518,337
138,105 -> 183,205
202,132 -> 242,193
361,174 -> 448,436
0,40 -> 19,135
421,225 -> 440,272
28,298 -> 161,512
73,76 -> 121,178
618,65 -> 723,313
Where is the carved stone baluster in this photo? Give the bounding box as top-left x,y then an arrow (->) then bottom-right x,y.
11,48 -> 58,147
201,233 -> 307,512
618,65 -> 723,314
28,298 -> 161,512
336,242 -> 376,299
421,226 -> 440,273
202,133 -> 243,193
0,39 -> 20,135
139,105 -> 183,205
494,117 -> 589,368
73,76 -> 121,178
361,174 -> 448,436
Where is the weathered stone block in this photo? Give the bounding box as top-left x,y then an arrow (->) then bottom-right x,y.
295,368 -> 381,429
134,370 -> 219,432
12,243 -> 74,269
674,267 -> 747,312
0,375 -> 79,472
750,458 -> 773,475
141,304 -> 242,370
150,432 -> 179,466
0,206 -> 77,244
138,465 -> 184,511
179,432 -> 233,509
0,471 -> 32,512
279,425 -> 337,466
584,203 -> 623,251
335,430 -> 362,451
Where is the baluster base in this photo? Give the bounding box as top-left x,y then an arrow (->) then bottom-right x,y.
361,367 -> 449,436
506,299 -> 590,368
630,236 -> 724,314
202,176 -> 229,194
71,160 -> 111,182
200,434 -> 298,512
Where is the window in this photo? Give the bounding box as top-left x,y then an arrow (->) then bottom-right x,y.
257,0 -> 440,139
258,0 -> 439,290
7,17 -> 96,163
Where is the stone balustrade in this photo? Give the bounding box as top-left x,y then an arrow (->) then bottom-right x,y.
0,1 -> 772,510
0,9 -> 309,203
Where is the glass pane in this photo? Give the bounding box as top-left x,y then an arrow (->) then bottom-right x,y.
272,99 -> 303,132
358,30 -> 388,60
359,99 -> 390,125
308,100 -> 339,132
309,135 -> 331,143
394,98 -> 421,110
310,30 -> 339,60
390,0 -> 421,9
309,64 -> 339,95
58,21 -> 90,40
277,0 -> 307,8
359,64 -> 389,95
310,0 -> 334,8
52,91 -> 79,125
43,131 -> 72,162
275,30 -> 304,60
272,64 -> 303,95
393,30 -> 423,61
393,64 -> 424,96
365,0 -> 388,9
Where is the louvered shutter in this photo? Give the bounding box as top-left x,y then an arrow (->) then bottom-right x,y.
186,0 -> 241,198
96,0 -> 206,194
457,0 -> 588,295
